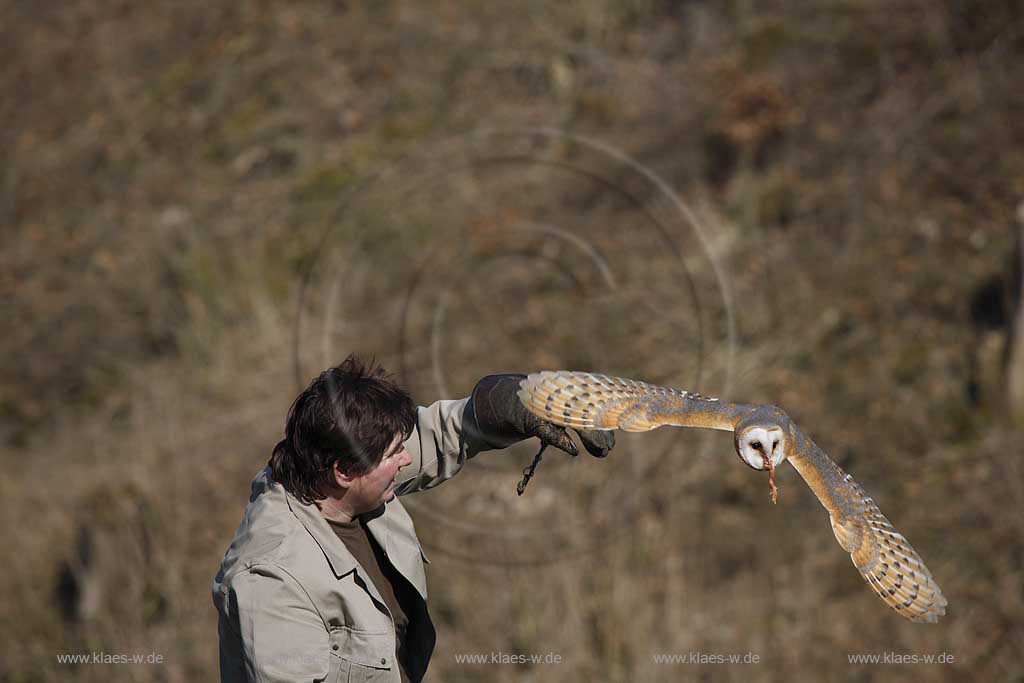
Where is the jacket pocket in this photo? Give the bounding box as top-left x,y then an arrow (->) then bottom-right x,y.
328,627 -> 395,683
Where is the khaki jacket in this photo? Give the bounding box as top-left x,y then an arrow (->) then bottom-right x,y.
213,398 -> 486,682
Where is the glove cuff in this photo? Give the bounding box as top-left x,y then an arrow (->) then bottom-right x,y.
467,373 -> 529,449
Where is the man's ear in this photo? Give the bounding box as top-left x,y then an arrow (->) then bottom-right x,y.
332,461 -> 357,490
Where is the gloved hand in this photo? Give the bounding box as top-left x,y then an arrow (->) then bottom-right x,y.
467,373 -> 615,458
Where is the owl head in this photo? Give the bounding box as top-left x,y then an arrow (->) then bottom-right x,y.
734,407 -> 792,471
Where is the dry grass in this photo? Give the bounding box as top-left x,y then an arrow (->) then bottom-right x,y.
3,0 -> 1024,680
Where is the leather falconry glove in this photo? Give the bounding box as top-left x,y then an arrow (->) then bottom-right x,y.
468,373 -> 615,458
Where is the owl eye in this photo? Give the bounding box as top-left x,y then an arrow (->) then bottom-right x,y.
750,440 -> 762,451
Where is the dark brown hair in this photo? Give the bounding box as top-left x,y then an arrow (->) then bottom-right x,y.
268,355 -> 416,504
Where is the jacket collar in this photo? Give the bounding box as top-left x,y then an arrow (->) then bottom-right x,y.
251,467 -> 359,578
252,467 -> 428,599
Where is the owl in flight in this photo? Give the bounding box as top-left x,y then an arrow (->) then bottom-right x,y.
518,371 -> 947,623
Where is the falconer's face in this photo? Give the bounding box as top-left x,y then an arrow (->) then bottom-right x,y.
342,433 -> 412,515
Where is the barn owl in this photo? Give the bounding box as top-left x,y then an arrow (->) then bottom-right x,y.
517,370 -> 947,623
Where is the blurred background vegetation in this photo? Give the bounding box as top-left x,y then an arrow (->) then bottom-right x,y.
2,1 -> 1023,681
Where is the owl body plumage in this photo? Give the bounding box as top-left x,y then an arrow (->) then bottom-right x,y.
518,370 -> 947,623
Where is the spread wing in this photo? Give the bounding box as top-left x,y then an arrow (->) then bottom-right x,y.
517,370 -> 948,623
516,370 -> 741,432
789,433 -> 948,623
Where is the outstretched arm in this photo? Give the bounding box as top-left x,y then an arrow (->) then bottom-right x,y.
394,398 -> 476,494
395,374 -> 616,495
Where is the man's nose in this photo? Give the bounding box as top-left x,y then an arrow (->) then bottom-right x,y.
401,449 -> 412,467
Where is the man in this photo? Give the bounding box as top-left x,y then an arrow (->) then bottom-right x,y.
213,356 -> 614,682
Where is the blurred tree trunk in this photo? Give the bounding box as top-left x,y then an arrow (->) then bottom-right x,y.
1007,206 -> 1024,422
